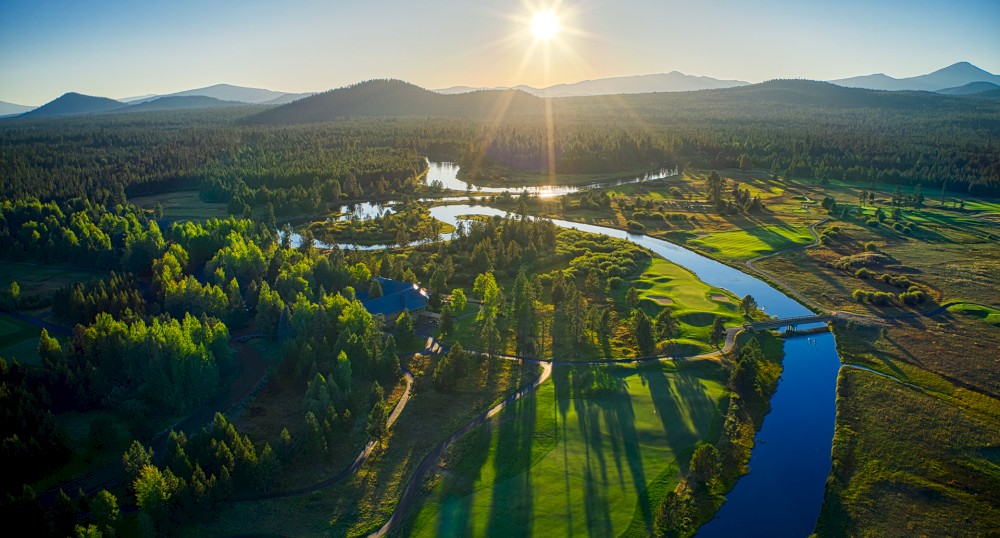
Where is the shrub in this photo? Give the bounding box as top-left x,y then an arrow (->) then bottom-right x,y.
607,276 -> 623,289
855,268 -> 874,279
864,241 -> 878,252
626,220 -> 646,232
852,289 -> 867,302
866,219 -> 880,227
870,292 -> 892,306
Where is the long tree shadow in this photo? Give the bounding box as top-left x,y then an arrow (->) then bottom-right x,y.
485,380 -> 539,537
671,370 -> 719,439
598,378 -> 653,532
551,364 -> 575,535
639,365 -> 713,471
434,422 -> 494,537
570,372 -> 615,538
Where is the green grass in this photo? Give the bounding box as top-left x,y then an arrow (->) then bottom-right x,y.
0,313 -> 45,365
131,190 -> 233,221
947,303 -> 1000,326
817,367 -> 1000,536
406,360 -> 726,537
686,224 -> 813,259
623,258 -> 743,355
0,261 -> 103,302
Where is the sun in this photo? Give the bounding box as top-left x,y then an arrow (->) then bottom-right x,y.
530,10 -> 560,41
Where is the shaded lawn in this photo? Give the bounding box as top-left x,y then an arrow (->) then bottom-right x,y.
0,261 -> 103,299
0,313 -> 46,366
947,303 -> 1000,326
131,190 -> 232,221
406,361 -> 726,538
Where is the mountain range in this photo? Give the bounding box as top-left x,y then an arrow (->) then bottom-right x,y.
5,62 -> 998,119
248,76 -> 1000,126
250,80 -> 544,124
436,71 -> 750,97
0,100 -> 36,117
121,83 -> 313,105
18,85 -> 314,118
830,62 -> 1000,91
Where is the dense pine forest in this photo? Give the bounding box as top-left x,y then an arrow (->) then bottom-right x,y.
3,80 -> 999,207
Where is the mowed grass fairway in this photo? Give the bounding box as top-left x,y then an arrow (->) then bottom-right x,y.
407,361 -> 725,537
686,224 -> 813,259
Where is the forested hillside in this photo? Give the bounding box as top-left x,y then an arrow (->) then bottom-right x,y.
2,80 -> 999,207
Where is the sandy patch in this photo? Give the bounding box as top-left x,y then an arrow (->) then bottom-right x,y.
649,296 -> 674,305
710,294 -> 730,302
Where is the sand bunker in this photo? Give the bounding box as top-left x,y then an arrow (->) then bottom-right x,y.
710,294 -> 730,302
649,296 -> 674,305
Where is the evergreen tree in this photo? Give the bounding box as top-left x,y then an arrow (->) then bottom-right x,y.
738,294 -> 758,318
706,171 -> 726,212
655,307 -> 677,341
625,286 -> 640,309
633,309 -> 656,356
709,316 -> 725,348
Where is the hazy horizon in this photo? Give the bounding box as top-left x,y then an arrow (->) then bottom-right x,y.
2,0 -> 999,105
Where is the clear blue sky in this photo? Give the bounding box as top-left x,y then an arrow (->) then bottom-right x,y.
1,0 -> 998,105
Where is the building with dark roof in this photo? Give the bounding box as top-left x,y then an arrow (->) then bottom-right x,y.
358,277 -> 429,319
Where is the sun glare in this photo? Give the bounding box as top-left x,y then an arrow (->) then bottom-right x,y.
531,10 -> 560,41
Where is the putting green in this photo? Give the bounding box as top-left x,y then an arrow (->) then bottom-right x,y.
409,364 -> 725,537
633,259 -> 729,313
948,303 -> 1000,326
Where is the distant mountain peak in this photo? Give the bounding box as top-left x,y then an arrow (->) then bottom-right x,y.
123,83 -> 312,105
22,92 -> 123,117
250,79 -> 542,124
831,61 -> 999,92
434,71 -> 748,97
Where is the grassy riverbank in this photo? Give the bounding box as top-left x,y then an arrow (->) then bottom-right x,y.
818,323 -> 1000,536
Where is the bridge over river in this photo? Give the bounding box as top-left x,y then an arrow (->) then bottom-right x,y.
747,313 -> 835,332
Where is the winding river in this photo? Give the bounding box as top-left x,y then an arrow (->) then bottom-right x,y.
292,163 -> 842,536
